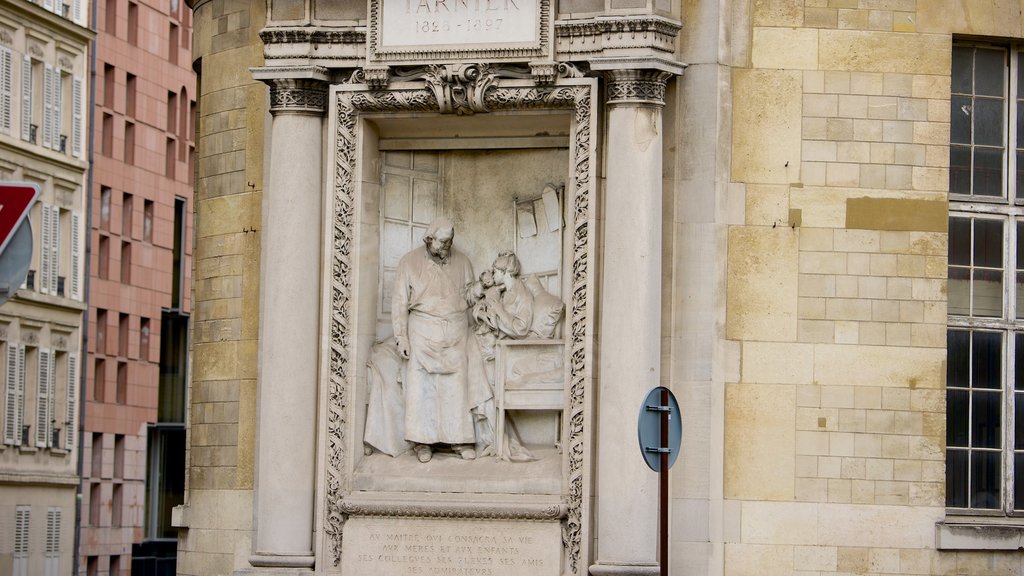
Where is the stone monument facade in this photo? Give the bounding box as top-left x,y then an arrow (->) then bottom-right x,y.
178,0 -> 1024,575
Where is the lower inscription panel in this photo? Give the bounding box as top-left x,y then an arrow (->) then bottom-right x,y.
341,517 -> 561,576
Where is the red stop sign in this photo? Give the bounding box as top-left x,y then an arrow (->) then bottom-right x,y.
0,183 -> 41,255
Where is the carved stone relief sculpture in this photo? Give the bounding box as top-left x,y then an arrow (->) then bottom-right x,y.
327,72 -> 597,576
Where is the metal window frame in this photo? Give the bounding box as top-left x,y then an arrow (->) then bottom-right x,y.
949,44 -> 1024,516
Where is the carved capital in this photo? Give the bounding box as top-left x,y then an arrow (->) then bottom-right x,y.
603,69 -> 673,107
267,77 -> 329,115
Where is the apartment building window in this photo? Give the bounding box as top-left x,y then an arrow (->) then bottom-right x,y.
100,186 -> 111,230
166,90 -> 177,133
103,64 -> 114,109
1,44 -> 12,134
947,43 -> 1024,514
171,197 -> 186,308
168,23 -> 178,66
5,343 -> 25,445
14,506 -> 28,576
45,508 -> 60,576
124,121 -> 135,164
122,192 -> 133,238
143,200 -> 154,242
35,348 -> 54,448
121,240 -> 131,283
127,2 -> 138,46
102,112 -> 113,157
93,358 -> 105,402
105,0 -> 117,35
126,72 -> 136,117
38,204 -> 60,295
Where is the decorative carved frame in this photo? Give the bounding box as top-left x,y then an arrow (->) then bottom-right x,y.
367,0 -> 551,64
323,75 -> 597,575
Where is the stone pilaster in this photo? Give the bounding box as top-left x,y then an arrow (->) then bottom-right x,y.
590,67 -> 675,576
247,68 -> 328,573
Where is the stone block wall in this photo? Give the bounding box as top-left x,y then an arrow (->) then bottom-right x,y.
722,0 -> 1024,574
177,0 -> 264,573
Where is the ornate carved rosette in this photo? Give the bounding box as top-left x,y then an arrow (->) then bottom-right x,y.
268,77 -> 329,115
604,69 -> 673,107
328,79 -> 597,574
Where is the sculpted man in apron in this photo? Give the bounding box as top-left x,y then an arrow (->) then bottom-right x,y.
392,218 -> 479,463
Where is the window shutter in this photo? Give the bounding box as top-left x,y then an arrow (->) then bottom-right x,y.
16,345 -> 24,444
20,57 -> 31,142
43,0 -> 54,13
42,64 -> 53,148
45,508 -> 60,576
64,353 -> 76,450
49,206 -> 60,295
0,46 -> 11,134
73,0 -> 83,24
52,68 -> 62,152
72,76 -> 82,158
5,344 -> 18,444
14,506 -> 29,576
36,349 -> 51,447
40,203 -> 52,295
70,212 -> 81,299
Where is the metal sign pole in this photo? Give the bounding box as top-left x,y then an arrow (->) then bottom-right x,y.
638,385 -> 681,576
659,387 -> 669,576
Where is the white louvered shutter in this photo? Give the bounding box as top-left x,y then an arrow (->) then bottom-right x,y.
0,46 -> 12,134
52,69 -> 63,152
21,57 -> 31,141
43,0 -> 54,12
45,508 -> 60,576
70,212 -> 81,299
36,349 -> 51,447
42,65 -> 53,148
72,76 -> 82,157
14,506 -> 29,576
40,204 -> 52,294
64,353 -> 76,449
15,345 -> 24,444
5,344 -> 18,444
73,0 -> 83,24
49,206 -> 60,295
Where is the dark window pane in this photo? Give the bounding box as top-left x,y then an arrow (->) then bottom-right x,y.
1016,392 -> 1024,447
952,46 -> 973,95
974,147 -> 1005,197
1017,99 -> 1024,148
1016,453 -> 1024,511
1017,334 -> 1024,390
947,389 -> 969,446
947,449 -> 969,507
950,146 -> 972,195
1018,150 -> 1024,199
950,95 -> 972,144
973,98 -> 1005,146
974,219 -> 1003,268
972,390 -> 1002,448
949,217 -> 970,265
949,330 -> 971,388
973,331 -> 1003,389
975,48 -> 1006,97
972,268 -> 1003,317
972,450 -> 1002,509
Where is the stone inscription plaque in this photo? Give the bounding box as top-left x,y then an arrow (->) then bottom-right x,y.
380,0 -> 540,48
341,517 -> 560,576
